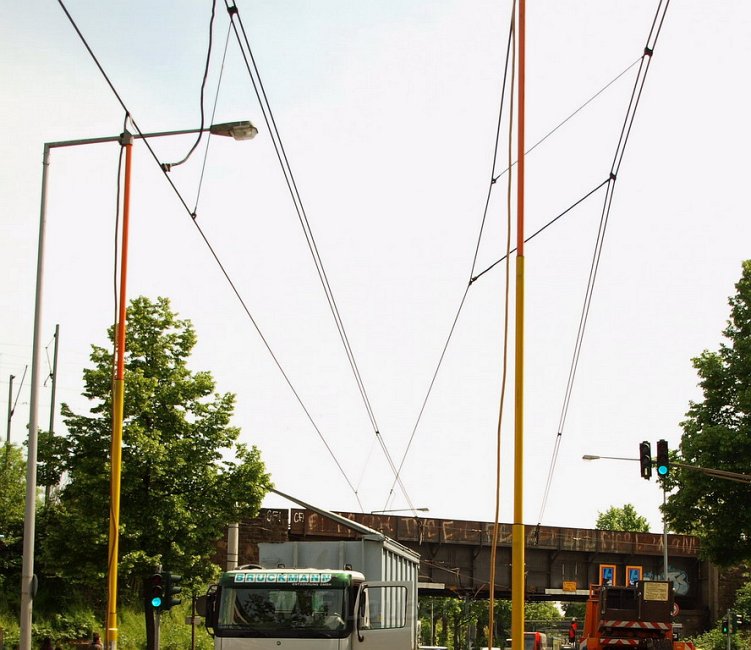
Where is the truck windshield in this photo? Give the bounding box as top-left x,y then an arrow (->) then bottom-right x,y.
217,585 -> 349,639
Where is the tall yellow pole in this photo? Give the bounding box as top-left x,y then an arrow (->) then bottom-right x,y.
106,131 -> 133,650
511,1 -> 526,649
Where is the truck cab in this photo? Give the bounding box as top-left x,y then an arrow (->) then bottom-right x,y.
205,566 -> 415,649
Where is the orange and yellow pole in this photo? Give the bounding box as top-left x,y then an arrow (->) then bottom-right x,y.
511,1 -> 526,649
106,131 -> 133,650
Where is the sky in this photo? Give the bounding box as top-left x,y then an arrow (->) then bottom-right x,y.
2,0 -> 750,535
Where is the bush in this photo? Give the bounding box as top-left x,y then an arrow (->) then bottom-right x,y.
0,601 -> 215,650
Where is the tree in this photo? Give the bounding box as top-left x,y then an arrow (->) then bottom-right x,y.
38,296 -> 272,603
0,443 -> 26,605
663,261 -> 751,566
524,601 -> 563,623
595,504 -> 650,532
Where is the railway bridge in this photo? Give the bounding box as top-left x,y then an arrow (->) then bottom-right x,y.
226,508 -> 730,636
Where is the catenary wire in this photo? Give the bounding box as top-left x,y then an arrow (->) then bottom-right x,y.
491,57 -> 642,185
225,0 -> 415,511
536,0 -> 672,526
383,7 -> 516,512
387,53 -> 642,500
193,21 -> 233,214
385,179 -> 609,506
56,0 -> 364,510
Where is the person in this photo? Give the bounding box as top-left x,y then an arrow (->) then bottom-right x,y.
568,618 -> 578,645
90,633 -> 103,650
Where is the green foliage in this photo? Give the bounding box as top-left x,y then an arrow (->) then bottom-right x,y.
595,504 -> 650,532
37,296 -> 272,606
0,442 -> 26,605
524,601 -> 563,622
688,622 -> 745,650
664,261 -> 751,565
0,601 -> 216,650
418,598 -> 563,650
562,602 -> 586,620
735,579 -> 751,618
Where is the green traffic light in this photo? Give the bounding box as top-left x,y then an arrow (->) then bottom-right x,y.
151,596 -> 162,608
657,464 -> 668,476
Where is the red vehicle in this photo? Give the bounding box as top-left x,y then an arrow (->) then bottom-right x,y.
524,632 -> 548,650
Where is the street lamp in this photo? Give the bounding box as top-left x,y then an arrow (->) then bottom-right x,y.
20,120 -> 256,650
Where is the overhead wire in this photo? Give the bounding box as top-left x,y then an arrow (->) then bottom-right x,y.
193,21 -> 234,214
224,0 -> 415,511
386,54 -> 643,503
56,0 -> 364,510
489,3 -> 516,644
536,0 -> 673,526
161,0 -> 218,172
112,112 -> 128,381
382,5 -> 516,513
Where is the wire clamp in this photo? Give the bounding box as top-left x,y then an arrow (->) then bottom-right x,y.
644,46 -> 654,57
609,172 -> 617,181
119,130 -> 133,146
161,163 -> 172,173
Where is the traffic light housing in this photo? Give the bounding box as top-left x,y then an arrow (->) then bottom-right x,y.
163,571 -> 182,611
656,439 -> 669,477
639,441 -> 652,480
722,618 -> 729,634
147,573 -> 164,609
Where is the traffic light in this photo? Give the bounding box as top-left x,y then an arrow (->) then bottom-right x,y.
639,441 -> 652,480
147,573 -> 164,609
163,571 -> 182,610
656,439 -> 669,477
721,618 -> 729,634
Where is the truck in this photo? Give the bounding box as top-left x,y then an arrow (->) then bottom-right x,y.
578,581 -> 695,650
201,492 -> 421,649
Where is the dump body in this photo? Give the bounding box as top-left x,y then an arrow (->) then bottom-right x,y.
205,537 -> 420,650
580,581 -> 694,650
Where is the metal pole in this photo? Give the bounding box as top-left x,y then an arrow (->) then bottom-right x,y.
6,374 -> 14,443
106,131 -> 133,650
45,325 -> 60,503
662,487 -> 669,580
19,143 -> 51,650
48,324 -> 59,436
227,523 -> 239,570
511,2 -> 527,650
726,608 -> 731,650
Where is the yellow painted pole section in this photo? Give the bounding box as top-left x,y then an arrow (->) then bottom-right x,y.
511,258 -> 525,650
107,379 -> 124,648
512,0 -> 526,649
106,135 -> 133,650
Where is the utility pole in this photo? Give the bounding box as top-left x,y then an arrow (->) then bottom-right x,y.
726,608 -> 731,650
6,374 -> 14,443
45,325 -> 59,503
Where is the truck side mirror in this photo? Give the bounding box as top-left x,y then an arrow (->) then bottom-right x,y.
202,585 -> 220,635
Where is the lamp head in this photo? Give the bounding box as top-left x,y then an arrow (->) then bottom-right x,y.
210,120 -> 258,140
